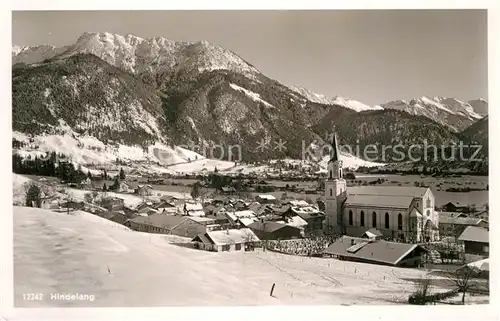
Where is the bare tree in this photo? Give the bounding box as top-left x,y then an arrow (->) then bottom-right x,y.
444,266 -> 481,305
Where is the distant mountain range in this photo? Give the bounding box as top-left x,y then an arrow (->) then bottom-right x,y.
12,32 -> 488,169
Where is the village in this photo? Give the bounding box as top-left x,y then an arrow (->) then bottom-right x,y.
14,151 -> 490,305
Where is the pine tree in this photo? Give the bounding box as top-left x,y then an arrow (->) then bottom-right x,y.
119,168 -> 125,180
190,182 -> 201,199
111,176 -> 120,191
87,171 -> 92,179
25,184 -> 41,208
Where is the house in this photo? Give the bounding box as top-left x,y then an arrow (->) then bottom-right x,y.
99,211 -> 128,225
135,184 -> 153,196
438,212 -> 488,238
288,200 -> 310,207
248,221 -> 302,240
470,210 -> 489,221
361,228 -> 383,239
191,228 -> 260,252
255,194 -> 278,204
125,214 -> 213,238
442,201 -> 469,213
458,226 -> 489,257
280,215 -> 308,231
184,202 -> 205,217
153,200 -> 176,213
287,206 -> 325,236
61,200 -> 85,210
118,181 -> 131,193
225,210 -> 258,227
220,186 -> 237,195
100,197 -> 125,211
323,236 -> 427,267
80,177 -> 92,188
41,199 -> 60,210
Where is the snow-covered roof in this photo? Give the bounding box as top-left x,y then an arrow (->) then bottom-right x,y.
233,210 -> 256,219
288,200 -> 310,207
204,228 -> 260,246
185,202 -> 203,211
285,215 -> 308,228
238,217 -> 258,227
256,194 -> 276,200
187,210 -> 205,217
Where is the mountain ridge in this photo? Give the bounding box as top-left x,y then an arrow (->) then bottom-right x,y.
11,32 -> 488,170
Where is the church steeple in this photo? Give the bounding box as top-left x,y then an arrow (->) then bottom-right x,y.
330,132 -> 340,162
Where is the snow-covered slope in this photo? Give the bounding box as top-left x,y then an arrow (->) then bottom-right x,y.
288,86 -> 383,112
14,206 -> 427,307
381,96 -> 483,132
13,32 -> 260,77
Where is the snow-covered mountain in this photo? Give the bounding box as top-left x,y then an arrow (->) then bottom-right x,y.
288,85 -> 383,112
13,32 -> 260,77
468,98 -> 488,117
381,96 -> 483,132
12,31 -> 484,171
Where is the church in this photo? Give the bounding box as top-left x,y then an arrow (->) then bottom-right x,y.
324,134 -> 440,243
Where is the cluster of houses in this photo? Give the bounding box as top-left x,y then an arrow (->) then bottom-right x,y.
115,194 -> 328,252
34,168 -> 489,269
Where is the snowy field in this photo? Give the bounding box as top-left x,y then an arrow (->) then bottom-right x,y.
14,206 -> 432,307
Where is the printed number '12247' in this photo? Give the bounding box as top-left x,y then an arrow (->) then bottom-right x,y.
23,293 -> 44,301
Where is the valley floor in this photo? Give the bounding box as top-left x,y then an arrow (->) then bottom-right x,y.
13,206 -> 433,307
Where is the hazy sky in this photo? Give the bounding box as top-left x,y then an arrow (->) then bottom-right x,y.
12,10 -> 487,105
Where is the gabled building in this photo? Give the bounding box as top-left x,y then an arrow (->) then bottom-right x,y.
438,212 -> 488,238
255,194 -> 278,204
191,228 -> 260,252
323,236 -> 427,267
125,214 -> 213,238
442,201 -> 469,213
183,202 -> 205,217
458,226 -> 489,257
248,221 -> 302,240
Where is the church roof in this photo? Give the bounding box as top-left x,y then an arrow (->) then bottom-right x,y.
344,194 -> 414,209
347,186 -> 429,198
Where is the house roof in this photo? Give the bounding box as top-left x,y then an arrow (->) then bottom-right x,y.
347,186 -> 429,198
439,211 -> 469,218
186,210 -> 206,217
285,215 -> 308,228
248,221 -> 292,233
362,228 -> 383,238
458,226 -> 489,243
288,200 -> 310,207
193,234 -> 212,245
439,214 -> 484,226
199,228 -> 260,246
256,194 -> 277,200
238,217 -> 258,227
188,216 -> 216,224
185,202 -> 203,211
323,236 -> 426,266
128,214 -> 188,230
344,194 -> 414,209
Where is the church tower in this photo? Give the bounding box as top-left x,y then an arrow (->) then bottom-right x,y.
324,132 -> 347,234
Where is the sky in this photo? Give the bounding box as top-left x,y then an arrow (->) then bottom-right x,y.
12,10 -> 488,105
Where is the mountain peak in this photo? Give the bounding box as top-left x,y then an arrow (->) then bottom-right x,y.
12,31 -> 260,77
